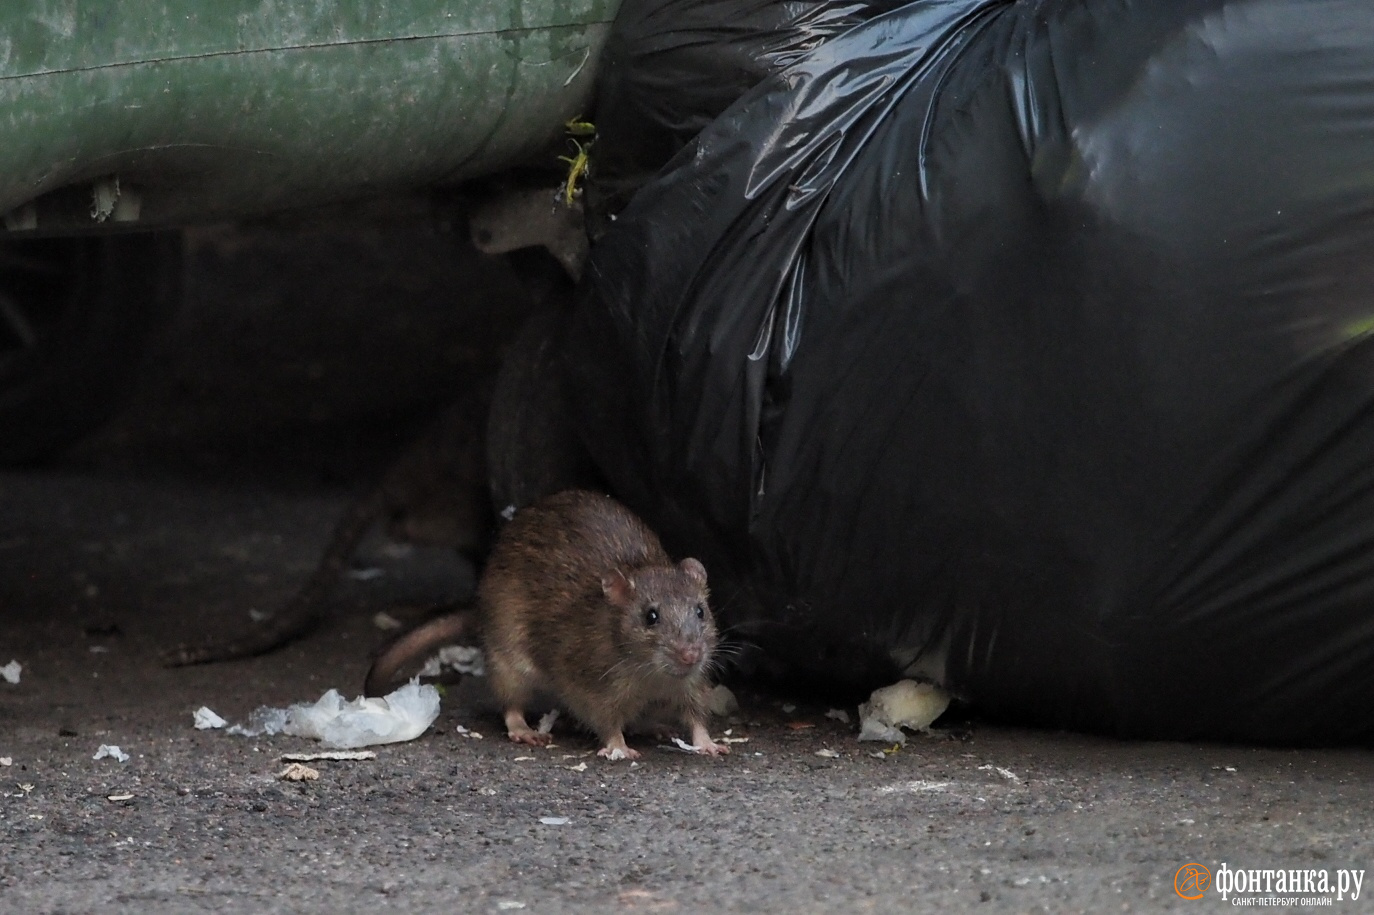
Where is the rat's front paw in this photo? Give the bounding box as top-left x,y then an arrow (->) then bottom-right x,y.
508,728 -> 553,747
597,744 -> 641,761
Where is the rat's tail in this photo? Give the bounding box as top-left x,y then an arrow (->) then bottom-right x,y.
364,609 -> 480,697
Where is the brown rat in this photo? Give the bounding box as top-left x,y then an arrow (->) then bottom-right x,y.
365,489 -> 727,760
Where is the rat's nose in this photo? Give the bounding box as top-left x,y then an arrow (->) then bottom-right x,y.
673,645 -> 702,670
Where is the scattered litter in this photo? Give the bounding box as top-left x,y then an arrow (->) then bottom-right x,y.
227,680 -> 440,749
825,708 -> 851,724
106,793 -> 134,802
513,756 -> 535,762
603,747 -> 631,761
1177,818 -> 1195,826
869,751 -> 887,759
706,684 -> 739,716
786,722 -> 815,731
566,762 -> 589,772
815,748 -> 842,759
540,817 -> 570,826
93,745 -> 129,763
477,787 -> 497,796
1,661 -> 20,684
978,764 -> 1021,783
781,703 -> 797,714
88,646 -> 110,654
18,783 -> 33,795
719,736 -> 750,744
876,780 -> 951,794
226,706 -> 290,738
455,725 -> 484,739
501,504 -> 517,521
536,710 -> 560,734
857,680 -> 951,745
346,567 -> 385,581
0,758 -> 11,767
193,707 -> 227,730
372,611 -> 402,631
280,750 -> 376,762
418,644 -> 486,678
279,763 -> 319,782
1225,766 -> 1237,773
497,902 -> 527,911
670,737 -> 701,753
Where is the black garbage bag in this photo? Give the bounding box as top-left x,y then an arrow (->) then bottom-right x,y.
587,0 -> 903,234
565,0 -> 1374,745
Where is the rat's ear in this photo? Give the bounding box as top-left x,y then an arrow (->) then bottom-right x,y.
679,558 -> 707,586
601,569 -> 637,608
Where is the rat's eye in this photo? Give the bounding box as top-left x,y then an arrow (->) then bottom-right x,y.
695,604 -> 706,620
644,606 -> 659,627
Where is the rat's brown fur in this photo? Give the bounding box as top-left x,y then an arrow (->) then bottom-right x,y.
365,489 -> 727,759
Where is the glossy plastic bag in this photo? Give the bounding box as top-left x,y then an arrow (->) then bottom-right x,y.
568,0 -> 1374,744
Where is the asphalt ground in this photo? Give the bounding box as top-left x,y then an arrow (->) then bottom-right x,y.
2,218 -> 1372,914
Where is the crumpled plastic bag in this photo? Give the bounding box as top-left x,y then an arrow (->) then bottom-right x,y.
857,681 -> 950,745
226,680 -> 440,749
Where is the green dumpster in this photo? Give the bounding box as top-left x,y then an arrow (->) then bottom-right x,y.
0,0 -> 619,233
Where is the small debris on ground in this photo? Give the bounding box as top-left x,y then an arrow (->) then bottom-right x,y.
539,817 -> 570,826
0,758 -> 11,767
825,708 -> 851,723
536,710 -> 559,734
106,793 -> 134,802
279,763 -> 319,781
1,660 -> 21,684
786,722 -> 815,731
93,745 -> 129,763
418,644 -> 485,678
372,611 -> 402,630
280,750 -> 376,762
978,764 -> 1021,783
456,725 -> 484,739
193,707 -> 227,730
857,680 -> 951,745
565,762 -> 588,772
815,748 -> 842,759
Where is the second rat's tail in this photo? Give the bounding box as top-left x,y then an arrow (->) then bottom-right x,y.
364,609 -> 481,697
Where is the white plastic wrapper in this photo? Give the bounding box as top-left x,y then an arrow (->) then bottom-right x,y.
1,660 -> 21,684
93,744 -> 129,762
223,681 -> 439,747
288,681 -> 440,748
857,680 -> 951,745
226,706 -> 290,738
193,707 -> 227,730
418,644 -> 486,679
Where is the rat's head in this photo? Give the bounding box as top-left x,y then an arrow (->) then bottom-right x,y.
602,558 -> 716,678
